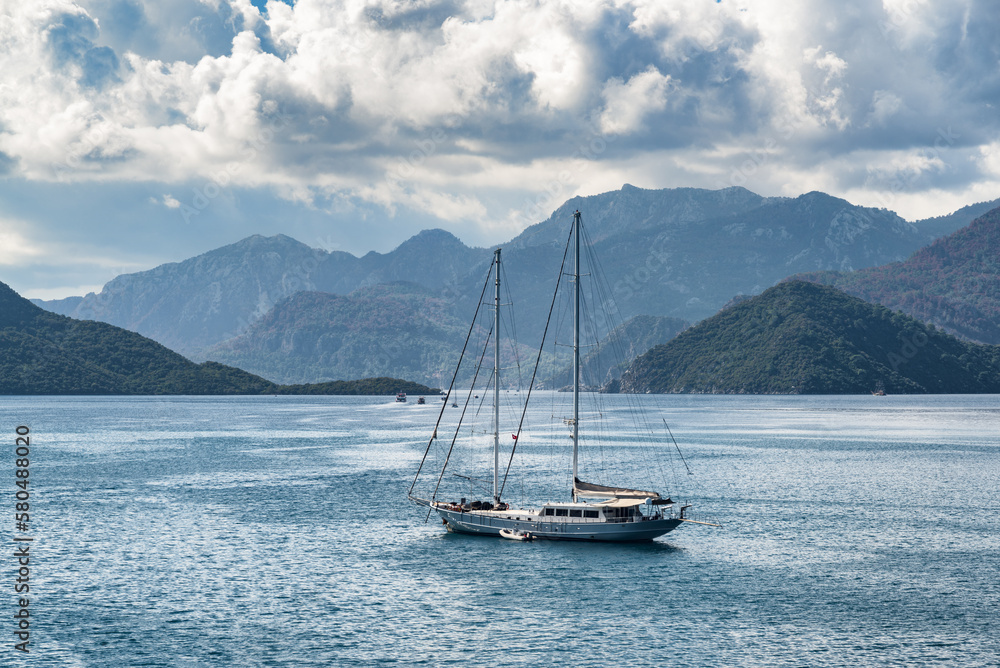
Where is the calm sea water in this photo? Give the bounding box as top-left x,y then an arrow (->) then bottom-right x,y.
2,394 -> 998,667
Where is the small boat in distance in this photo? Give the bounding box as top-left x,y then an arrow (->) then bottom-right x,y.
417,396 -> 426,404
396,392 -> 407,402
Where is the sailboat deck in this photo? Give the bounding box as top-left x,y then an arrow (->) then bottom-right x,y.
422,499 -> 683,541
430,499 -> 679,525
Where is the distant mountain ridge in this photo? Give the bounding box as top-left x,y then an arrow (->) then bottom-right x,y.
37,231 -> 491,358
490,187 -> 930,343
311,228 -> 491,296
43,234 -> 328,357
911,197 -> 1000,240
507,185 -> 777,248
31,185 -> 986,383
205,282 -> 469,386
795,205 -> 1000,344
618,281 -> 1000,394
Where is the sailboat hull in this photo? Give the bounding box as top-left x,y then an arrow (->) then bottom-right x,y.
423,502 -> 683,542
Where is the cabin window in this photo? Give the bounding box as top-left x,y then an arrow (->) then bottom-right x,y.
555,508 -> 568,516
584,510 -> 599,519
544,508 -> 554,516
569,509 -> 582,517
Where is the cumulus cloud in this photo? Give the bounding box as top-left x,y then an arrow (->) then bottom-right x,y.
151,193 -> 181,208
1,0 -> 1000,295
599,67 -> 672,135
866,90 -> 904,128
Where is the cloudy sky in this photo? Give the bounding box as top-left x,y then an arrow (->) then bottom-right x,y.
1,0 -> 998,299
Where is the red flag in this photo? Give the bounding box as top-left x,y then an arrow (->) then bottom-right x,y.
511,434 -> 518,440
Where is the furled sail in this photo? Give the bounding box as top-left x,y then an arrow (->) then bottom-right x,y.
573,477 -> 661,500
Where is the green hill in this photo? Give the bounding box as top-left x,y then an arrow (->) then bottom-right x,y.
618,281 -> 1000,394
275,378 -> 440,395
0,280 -> 438,395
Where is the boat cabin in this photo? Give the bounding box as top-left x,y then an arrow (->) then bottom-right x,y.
541,504 -> 604,520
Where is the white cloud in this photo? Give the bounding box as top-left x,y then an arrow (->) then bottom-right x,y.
2,0 -> 1000,296
153,193 -> 182,208
805,47 -> 847,83
866,90 -> 904,127
0,226 -> 44,266
599,66 -> 672,135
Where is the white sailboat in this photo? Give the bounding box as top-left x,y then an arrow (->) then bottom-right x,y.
409,211 -> 703,542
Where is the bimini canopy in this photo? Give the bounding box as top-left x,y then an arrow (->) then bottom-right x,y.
573,477 -> 661,500
595,498 -> 648,508
595,497 -> 676,508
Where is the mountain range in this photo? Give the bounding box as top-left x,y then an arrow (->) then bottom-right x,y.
35,230 -> 490,358
457,186 -> 937,346
29,185 -> 998,385
795,206 -> 1000,344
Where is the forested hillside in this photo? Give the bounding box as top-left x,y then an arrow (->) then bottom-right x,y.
619,281 -> 1000,394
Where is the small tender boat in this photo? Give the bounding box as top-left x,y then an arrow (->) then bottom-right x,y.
396,392 -> 407,402
417,396 -> 425,404
499,529 -> 533,542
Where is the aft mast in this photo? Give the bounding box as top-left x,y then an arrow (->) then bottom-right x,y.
572,210 -> 581,501
493,248 -> 501,507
